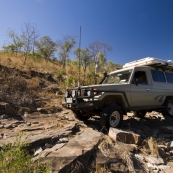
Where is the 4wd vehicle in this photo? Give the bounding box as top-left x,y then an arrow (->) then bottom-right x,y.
64,57 -> 173,130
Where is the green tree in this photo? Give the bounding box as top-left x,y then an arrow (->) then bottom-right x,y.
3,29 -> 23,56
57,36 -> 75,68
74,48 -> 92,82
35,36 -> 57,62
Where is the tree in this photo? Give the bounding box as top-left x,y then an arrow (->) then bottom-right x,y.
3,29 -> 23,56
74,48 -> 91,81
105,61 -> 122,72
35,36 -> 57,62
57,36 -> 75,68
20,23 -> 39,64
89,40 -> 112,64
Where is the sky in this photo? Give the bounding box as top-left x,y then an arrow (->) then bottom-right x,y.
0,0 -> 173,65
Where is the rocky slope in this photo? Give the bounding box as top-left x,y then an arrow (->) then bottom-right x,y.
1,64 -> 173,172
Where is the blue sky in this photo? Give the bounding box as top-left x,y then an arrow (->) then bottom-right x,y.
0,0 -> 173,65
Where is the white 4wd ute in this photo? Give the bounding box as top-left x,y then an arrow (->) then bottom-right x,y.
64,57 -> 173,130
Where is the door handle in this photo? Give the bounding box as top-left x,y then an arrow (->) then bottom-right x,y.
146,89 -> 150,91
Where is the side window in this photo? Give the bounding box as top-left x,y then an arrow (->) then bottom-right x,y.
132,71 -> 148,85
165,72 -> 173,83
151,70 -> 166,82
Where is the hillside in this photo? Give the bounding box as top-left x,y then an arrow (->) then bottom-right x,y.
1,53 -> 173,172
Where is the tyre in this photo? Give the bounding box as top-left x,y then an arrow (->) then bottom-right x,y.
134,111 -> 147,118
73,110 -> 90,120
100,104 -> 123,130
161,99 -> 173,118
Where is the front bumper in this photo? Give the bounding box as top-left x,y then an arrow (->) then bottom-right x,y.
64,87 -> 99,110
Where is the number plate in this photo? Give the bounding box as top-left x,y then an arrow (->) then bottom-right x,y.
66,98 -> 72,103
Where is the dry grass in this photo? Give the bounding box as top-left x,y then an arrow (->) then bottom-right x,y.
27,77 -> 40,89
0,51 -> 62,74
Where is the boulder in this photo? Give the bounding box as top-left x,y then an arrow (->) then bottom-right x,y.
0,102 -> 17,115
108,128 -> 141,144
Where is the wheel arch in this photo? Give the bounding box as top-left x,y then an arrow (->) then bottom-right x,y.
163,96 -> 173,105
100,95 -> 127,115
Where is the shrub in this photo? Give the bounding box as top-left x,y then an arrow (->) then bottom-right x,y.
0,134 -> 50,173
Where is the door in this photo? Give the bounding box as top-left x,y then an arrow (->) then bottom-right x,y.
130,70 -> 153,108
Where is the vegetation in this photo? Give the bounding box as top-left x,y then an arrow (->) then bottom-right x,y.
1,22 -> 122,89
0,134 -> 50,173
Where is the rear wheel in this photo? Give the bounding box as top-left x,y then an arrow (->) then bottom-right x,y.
73,110 -> 90,120
134,111 -> 147,118
162,99 -> 173,118
100,104 -> 123,131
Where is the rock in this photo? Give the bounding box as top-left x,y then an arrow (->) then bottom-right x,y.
45,106 -> 62,113
146,155 -> 164,165
18,107 -> 31,114
45,143 -> 54,148
0,102 -> 17,115
162,126 -> 173,134
167,141 -> 173,151
158,145 -> 167,150
24,112 -> 28,118
108,128 -> 141,144
158,165 -> 173,173
147,163 -> 158,171
158,148 -> 166,158
109,162 -> 129,173
0,124 -> 4,128
34,146 -> 43,156
169,151 -> 173,156
167,162 -> 173,168
0,114 -> 9,119
134,154 -> 145,161
4,124 -> 13,129
58,137 -> 69,143
26,122 -> 31,126
37,108 -> 48,114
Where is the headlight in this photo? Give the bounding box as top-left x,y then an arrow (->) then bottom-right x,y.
87,90 -> 91,96
72,90 -> 76,97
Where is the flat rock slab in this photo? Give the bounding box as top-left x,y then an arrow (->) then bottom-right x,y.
109,128 -> 141,144
158,165 -> 173,173
47,128 -> 102,157
145,155 -> 164,165
45,128 -> 103,172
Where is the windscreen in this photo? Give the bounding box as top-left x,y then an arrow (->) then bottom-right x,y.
102,69 -> 132,84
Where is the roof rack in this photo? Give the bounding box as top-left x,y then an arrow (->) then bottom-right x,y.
123,57 -> 173,71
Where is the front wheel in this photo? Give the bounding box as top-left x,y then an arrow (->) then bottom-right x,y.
73,110 -> 90,121
100,104 -> 123,131
162,99 -> 173,118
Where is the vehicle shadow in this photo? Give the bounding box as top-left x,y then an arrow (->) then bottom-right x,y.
84,115 -> 173,140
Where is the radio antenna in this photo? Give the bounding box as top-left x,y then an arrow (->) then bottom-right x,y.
78,26 -> 81,87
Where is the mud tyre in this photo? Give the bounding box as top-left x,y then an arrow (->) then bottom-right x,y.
100,104 -> 123,131
134,111 -> 147,118
161,99 -> 173,118
73,110 -> 90,121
